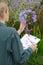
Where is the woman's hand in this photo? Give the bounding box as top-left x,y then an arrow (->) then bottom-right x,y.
30,44 -> 37,52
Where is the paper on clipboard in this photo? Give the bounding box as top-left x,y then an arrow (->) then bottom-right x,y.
20,34 -> 40,50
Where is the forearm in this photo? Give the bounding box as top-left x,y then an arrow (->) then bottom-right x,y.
19,47 -> 33,65
17,22 -> 26,35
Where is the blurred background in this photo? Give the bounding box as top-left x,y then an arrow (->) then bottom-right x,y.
0,0 -> 43,65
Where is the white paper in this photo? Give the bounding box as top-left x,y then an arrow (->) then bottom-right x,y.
21,34 -> 40,50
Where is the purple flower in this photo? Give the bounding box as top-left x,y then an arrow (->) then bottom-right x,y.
19,9 -> 37,23
32,15 -> 37,22
32,11 -> 36,15
27,9 -> 32,13
32,17 -> 37,22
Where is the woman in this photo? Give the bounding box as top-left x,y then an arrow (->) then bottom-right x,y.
0,2 -> 37,65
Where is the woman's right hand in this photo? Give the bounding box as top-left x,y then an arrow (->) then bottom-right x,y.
30,44 -> 37,52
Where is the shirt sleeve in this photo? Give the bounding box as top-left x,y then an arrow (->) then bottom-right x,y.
11,29 -> 33,65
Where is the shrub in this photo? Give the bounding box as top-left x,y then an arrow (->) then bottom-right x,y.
38,8 -> 43,38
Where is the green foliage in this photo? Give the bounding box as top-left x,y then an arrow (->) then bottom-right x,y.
24,53 -> 43,65
6,10 -> 14,27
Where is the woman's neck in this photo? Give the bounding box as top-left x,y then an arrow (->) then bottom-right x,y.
0,20 -> 5,24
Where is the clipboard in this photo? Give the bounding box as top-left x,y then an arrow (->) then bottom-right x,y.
21,34 -> 40,50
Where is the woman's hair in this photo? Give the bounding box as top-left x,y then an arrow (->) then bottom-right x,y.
0,2 -> 8,19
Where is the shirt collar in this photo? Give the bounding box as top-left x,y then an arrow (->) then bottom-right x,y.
0,22 -> 6,27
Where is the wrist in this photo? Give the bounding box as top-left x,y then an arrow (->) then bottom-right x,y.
17,29 -> 21,35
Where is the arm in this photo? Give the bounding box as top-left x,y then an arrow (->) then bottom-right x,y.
17,22 -> 26,35
12,29 -> 33,65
